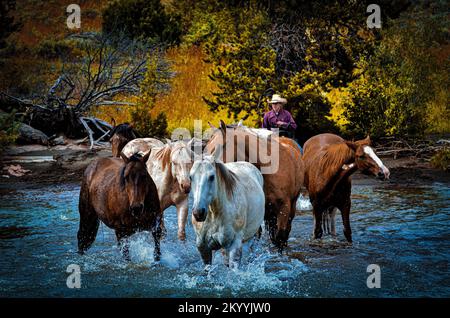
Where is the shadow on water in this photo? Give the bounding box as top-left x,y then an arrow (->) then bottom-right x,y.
0,182 -> 448,297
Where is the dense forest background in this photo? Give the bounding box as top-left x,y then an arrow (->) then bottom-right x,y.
0,0 -> 448,146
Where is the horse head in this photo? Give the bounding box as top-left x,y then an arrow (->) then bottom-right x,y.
109,123 -> 138,157
190,156 -> 217,222
120,151 -> 152,215
169,141 -> 193,194
345,136 -> 390,180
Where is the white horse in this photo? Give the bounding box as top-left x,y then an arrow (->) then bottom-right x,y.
122,139 -> 193,240
190,155 -> 265,270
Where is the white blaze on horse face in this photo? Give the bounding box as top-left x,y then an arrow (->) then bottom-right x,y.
190,161 -> 217,214
363,146 -> 390,178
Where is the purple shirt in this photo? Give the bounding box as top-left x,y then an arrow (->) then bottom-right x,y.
262,109 -> 297,130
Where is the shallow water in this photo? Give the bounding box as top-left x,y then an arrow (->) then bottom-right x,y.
0,182 -> 449,297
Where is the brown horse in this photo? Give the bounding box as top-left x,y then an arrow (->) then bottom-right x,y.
302,133 -> 390,243
78,151 -> 162,260
205,121 -> 304,252
109,123 -> 138,157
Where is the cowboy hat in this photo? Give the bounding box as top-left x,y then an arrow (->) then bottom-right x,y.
268,94 -> 287,104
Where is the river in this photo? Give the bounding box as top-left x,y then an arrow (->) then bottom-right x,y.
0,181 -> 449,297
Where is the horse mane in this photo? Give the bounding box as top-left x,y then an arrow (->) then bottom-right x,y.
319,142 -> 355,178
109,123 -> 137,141
153,144 -> 172,170
215,162 -> 237,199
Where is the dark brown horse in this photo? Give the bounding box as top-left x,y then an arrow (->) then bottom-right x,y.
78,151 -> 162,260
205,121 -> 304,252
302,133 -> 390,243
109,123 -> 138,157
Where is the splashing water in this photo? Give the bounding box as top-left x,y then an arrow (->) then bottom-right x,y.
0,182 -> 449,297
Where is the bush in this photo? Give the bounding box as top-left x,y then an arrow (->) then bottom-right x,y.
431,148 -> 450,171
0,110 -> 20,151
129,105 -> 168,138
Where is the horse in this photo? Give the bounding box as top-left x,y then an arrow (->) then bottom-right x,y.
302,133 -> 390,243
78,151 -> 162,260
121,138 -> 165,157
122,139 -> 194,240
190,155 -> 265,270
205,120 -> 304,252
108,123 -> 138,157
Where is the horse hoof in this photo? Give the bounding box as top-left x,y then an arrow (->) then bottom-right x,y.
178,233 -> 186,241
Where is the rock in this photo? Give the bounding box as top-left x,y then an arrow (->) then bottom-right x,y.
50,135 -> 66,146
2,164 -> 31,177
17,123 -> 49,145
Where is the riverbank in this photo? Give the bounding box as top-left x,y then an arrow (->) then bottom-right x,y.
1,143 -> 449,190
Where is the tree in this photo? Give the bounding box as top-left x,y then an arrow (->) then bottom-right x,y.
0,0 -> 21,50
0,32 -> 168,145
102,0 -> 182,44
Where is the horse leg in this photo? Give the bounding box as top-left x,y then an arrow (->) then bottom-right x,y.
275,199 -> 294,252
221,249 -> 230,267
152,215 -> 163,261
339,202 -> 352,243
115,230 -> 133,261
199,248 -> 213,272
229,245 -> 242,270
176,198 -> 189,241
312,206 -> 324,240
330,207 -> 337,236
77,198 -> 99,254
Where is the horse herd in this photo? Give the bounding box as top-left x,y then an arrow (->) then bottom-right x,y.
77,121 -> 390,269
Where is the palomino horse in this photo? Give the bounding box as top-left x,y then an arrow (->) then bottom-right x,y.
302,133 -> 390,243
78,152 -> 162,260
205,121 -> 304,252
122,139 -> 193,240
108,123 -> 138,157
190,156 -> 265,269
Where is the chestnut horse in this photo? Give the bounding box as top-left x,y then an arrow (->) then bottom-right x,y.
109,123 -> 138,157
205,121 -> 304,251
78,152 -> 162,260
303,133 -> 390,243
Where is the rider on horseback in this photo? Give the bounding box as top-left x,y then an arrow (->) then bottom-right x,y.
262,94 -> 297,139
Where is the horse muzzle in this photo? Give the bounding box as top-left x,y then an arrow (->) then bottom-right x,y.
180,181 -> 191,194
377,166 -> 390,180
192,207 -> 207,222
130,203 -> 144,216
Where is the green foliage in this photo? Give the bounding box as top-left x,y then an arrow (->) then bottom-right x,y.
130,105 -> 168,138
431,148 -> 450,171
102,0 -> 182,44
36,39 -> 72,59
344,6 -> 450,138
0,0 -> 21,49
0,111 -> 20,151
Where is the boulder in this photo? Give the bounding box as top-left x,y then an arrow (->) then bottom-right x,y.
17,123 -> 49,145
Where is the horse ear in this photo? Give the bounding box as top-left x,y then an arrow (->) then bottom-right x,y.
111,117 -> 116,128
141,150 -> 151,163
208,122 -> 216,129
345,141 -> 358,151
120,152 -> 130,164
364,135 -> 371,145
219,120 -> 227,136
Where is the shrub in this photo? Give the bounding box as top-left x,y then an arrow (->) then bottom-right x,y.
102,0 -> 182,44
0,110 -> 20,151
430,148 -> 450,171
